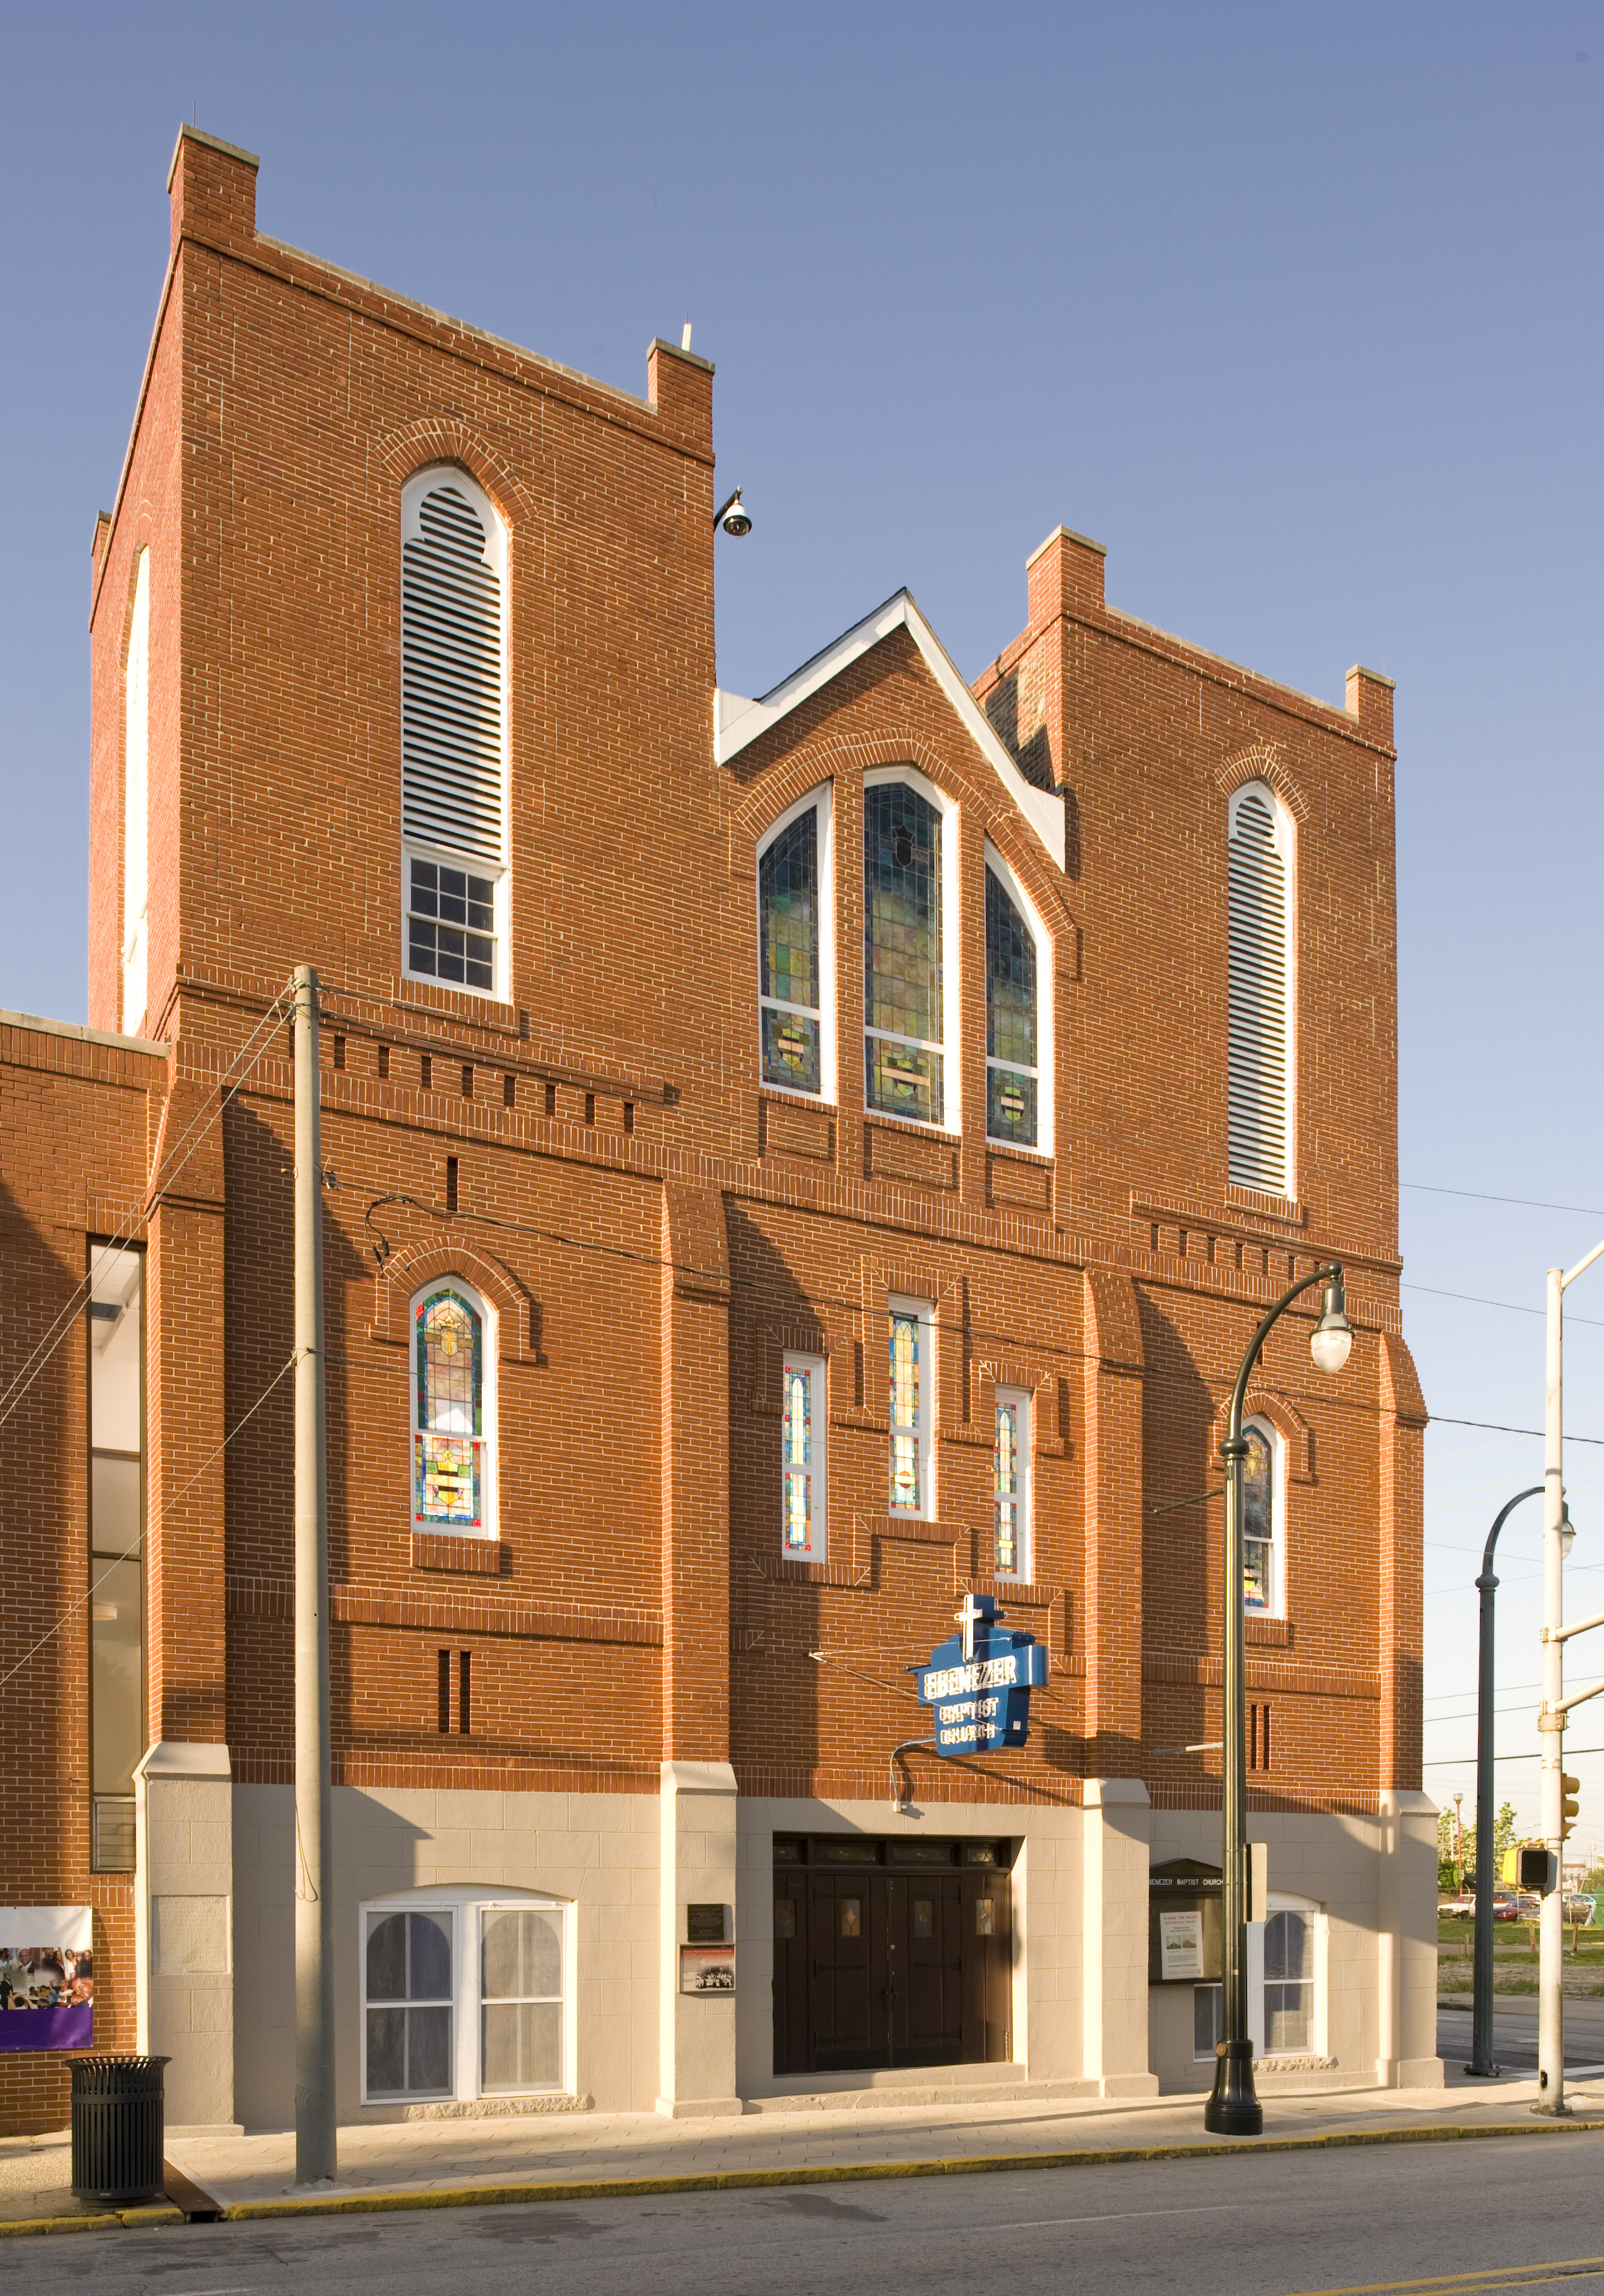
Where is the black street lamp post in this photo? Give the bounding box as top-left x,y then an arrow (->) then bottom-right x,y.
1204,1260 -> 1354,2138
1463,1486 -> 1546,2079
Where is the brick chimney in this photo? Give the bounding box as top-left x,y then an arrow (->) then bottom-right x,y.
168,125 -> 259,255
1346,664 -> 1395,749
1026,525 -> 1107,629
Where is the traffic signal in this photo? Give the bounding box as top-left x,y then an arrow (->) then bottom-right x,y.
1562,1775 -> 1580,1838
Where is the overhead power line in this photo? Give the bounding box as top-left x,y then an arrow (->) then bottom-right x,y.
1404,1182 -> 1604,1219
0,1346 -> 301,1697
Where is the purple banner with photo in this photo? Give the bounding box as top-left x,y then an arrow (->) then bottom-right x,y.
0,2001 -> 93,2051
0,1908 -> 93,2051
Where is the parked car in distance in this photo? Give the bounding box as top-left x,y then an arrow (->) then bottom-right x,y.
1438,1893 -> 1476,1918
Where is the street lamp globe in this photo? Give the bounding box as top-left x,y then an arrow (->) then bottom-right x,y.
1309,1278 -> 1354,1375
1561,1502 -> 1576,1561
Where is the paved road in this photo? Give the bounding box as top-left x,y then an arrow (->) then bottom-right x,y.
17,2132 -> 1604,2295
1438,1991 -> 1604,2072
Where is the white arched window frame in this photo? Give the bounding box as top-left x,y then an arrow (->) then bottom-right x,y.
1198,1892 -> 1324,2061
409,1277 -> 498,1541
1241,1414 -> 1284,1619
1248,1891 -> 1323,2060
756,781 -> 836,1102
400,465 -> 510,1003
1227,780 -> 1296,1197
983,839 -> 1053,1158
863,766 -> 961,1135
360,1883 -> 575,2104
121,549 -> 150,1038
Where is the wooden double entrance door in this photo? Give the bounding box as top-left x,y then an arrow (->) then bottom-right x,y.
772,1844 -> 1012,2076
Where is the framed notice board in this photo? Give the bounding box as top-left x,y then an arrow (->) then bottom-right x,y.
1148,1858 -> 1223,1983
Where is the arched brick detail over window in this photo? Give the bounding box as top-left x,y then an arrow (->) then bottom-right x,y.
370,1240 -> 536,1362
1211,1384 -> 1315,1485
1216,741 -> 1308,824
372,420 -> 533,530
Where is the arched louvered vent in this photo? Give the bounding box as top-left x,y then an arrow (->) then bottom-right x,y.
402,482 -> 504,864
1228,786 -> 1291,1194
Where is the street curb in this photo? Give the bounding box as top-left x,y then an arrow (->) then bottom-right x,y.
0,2203 -> 181,2237
6,2118 -> 1604,2237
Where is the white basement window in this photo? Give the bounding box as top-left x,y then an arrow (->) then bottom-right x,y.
361,1886 -> 573,2103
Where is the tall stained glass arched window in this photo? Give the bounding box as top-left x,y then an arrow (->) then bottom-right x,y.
986,866 -> 1038,1148
1241,1419 -> 1279,1613
864,783 -> 943,1126
413,1285 -> 487,1532
759,804 -> 822,1093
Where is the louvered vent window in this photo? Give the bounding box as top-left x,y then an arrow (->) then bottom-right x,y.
1228,784 -> 1293,1195
401,468 -> 507,996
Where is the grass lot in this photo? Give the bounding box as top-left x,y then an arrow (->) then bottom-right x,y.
1436,1913 -> 1604,1991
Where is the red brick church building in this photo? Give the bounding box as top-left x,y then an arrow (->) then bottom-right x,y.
0,125 -> 1436,2135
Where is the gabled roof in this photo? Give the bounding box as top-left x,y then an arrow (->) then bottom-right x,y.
714,590 -> 1066,872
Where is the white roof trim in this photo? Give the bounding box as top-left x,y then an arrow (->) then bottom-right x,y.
715,590 -> 1065,872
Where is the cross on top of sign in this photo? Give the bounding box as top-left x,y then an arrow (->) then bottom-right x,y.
955,1591 -> 990,1661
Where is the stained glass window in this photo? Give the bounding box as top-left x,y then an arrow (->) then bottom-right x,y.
781,1353 -> 825,1557
994,1389 -> 1029,1577
986,867 -> 1039,1148
1243,1422 -> 1275,1612
760,806 -> 823,1095
889,1310 -> 922,1512
414,1287 -> 485,1530
864,784 -> 944,1126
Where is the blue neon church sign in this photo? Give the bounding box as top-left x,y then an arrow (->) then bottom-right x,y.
915,1593 -> 1047,1755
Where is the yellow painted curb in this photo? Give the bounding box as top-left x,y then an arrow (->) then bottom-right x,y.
212,2117 -> 1604,2225
5,2118 -> 1604,2237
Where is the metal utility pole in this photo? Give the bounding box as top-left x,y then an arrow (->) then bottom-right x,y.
1465,1486 -> 1540,2079
293,964 -> 336,2183
1537,1239 -> 1604,2116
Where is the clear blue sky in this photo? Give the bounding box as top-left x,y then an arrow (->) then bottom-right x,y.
4,2 -> 1601,1840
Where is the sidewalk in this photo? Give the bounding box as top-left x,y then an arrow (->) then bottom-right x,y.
6,2030 -> 1604,2237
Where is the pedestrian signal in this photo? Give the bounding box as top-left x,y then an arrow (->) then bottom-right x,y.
1503,1843 -> 1558,1892
1563,1774 -> 1580,1838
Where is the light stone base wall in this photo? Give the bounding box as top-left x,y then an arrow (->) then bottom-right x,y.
201,1783 -> 1438,2124
1146,1803 -> 1443,2095
230,1784 -> 660,2129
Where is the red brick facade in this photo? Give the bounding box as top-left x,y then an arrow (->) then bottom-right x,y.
0,127 -> 1427,2131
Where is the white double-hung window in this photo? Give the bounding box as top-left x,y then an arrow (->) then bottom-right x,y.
361,1886 -> 572,2103
401,466 -> 509,999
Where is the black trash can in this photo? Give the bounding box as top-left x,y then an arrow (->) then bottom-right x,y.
70,2055 -> 169,2204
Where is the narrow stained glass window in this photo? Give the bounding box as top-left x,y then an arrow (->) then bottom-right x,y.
865,784 -> 944,1126
759,807 -> 823,1095
993,1385 -> 1029,1578
1243,1423 -> 1274,1612
781,1354 -> 825,1557
995,1400 -> 1018,1574
986,867 -> 1039,1148
415,1288 -> 484,1529
889,1311 -> 921,1512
